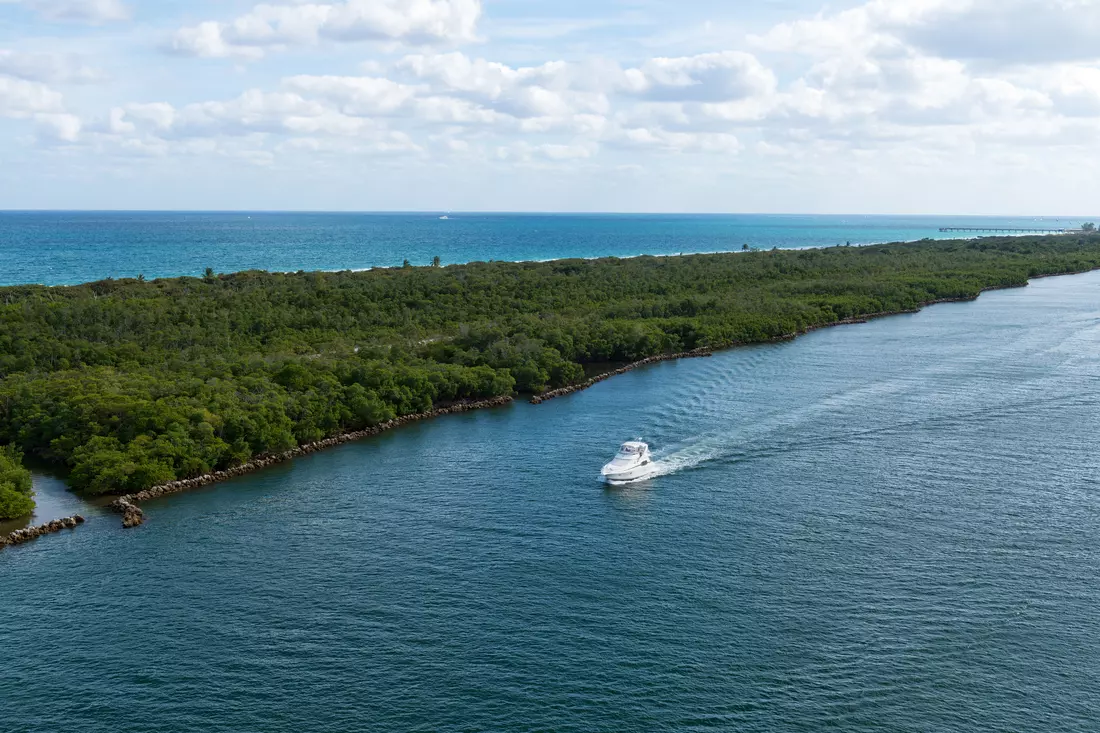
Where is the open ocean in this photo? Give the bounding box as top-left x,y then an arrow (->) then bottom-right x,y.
0,211 -> 1086,286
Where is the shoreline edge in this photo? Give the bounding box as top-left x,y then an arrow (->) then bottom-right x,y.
6,270 -> 1088,536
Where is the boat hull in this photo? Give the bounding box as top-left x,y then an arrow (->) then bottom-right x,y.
601,464 -> 660,485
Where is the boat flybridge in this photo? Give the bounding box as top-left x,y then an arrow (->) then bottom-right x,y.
601,441 -> 658,485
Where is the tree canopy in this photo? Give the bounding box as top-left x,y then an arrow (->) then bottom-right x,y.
0,445 -> 33,519
2,233 -> 1099,506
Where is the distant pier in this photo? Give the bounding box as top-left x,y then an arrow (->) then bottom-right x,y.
939,227 -> 1071,234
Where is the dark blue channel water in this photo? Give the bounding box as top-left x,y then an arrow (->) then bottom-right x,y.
5,272 -> 1100,731
0,211 -> 1087,286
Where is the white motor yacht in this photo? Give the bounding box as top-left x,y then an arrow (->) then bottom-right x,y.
601,441 -> 658,484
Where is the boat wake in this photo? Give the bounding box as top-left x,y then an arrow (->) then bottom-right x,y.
639,376 -> 1100,483
643,435 -> 755,481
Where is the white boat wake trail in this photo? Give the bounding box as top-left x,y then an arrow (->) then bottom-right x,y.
639,373 -> 942,481
646,441 -> 726,480
643,370 -> 1100,482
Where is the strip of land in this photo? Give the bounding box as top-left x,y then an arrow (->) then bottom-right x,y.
107,396 -> 513,527
1,233 -> 1099,523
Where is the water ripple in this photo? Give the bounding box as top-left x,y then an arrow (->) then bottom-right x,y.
6,273 -> 1100,731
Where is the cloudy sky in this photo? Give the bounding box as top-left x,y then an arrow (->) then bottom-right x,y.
2,0 -> 1098,213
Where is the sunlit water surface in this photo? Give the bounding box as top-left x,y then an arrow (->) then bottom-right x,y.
5,273 -> 1100,731
0,211 -> 1084,285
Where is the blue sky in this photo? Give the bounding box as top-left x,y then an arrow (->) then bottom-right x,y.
1,0 -> 1098,213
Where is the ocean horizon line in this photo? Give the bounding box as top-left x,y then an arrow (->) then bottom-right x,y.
0,209 -> 1095,219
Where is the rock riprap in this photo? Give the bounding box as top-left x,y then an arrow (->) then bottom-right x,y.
108,396 -> 515,528
0,515 -> 85,549
527,309 -> 951,405
530,349 -> 715,404
109,498 -> 145,528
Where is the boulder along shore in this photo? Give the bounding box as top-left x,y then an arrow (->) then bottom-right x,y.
528,311 -> 920,405
1,515 -> 85,549
109,395 -> 515,528
526,291 -> 1023,406
530,348 -> 717,404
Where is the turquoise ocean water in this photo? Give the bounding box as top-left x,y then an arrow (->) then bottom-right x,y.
5,266 -> 1100,731
0,211 -> 1087,286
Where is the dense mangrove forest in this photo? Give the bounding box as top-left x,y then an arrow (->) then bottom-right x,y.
1,233 -> 1099,517
0,445 -> 33,519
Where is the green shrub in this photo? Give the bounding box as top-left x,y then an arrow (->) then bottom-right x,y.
0,445 -> 34,519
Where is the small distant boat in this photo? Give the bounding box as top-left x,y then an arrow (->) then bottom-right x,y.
439,215 -> 450,220
601,441 -> 657,484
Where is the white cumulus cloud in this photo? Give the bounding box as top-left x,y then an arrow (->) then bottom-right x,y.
282,75 -> 421,116
0,50 -> 104,83
0,75 -> 65,115
755,0 -> 1100,66
35,111 -> 81,141
0,0 -> 129,23
623,52 -> 777,102
169,0 -> 482,59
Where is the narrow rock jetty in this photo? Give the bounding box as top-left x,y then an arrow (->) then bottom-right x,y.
110,498 -> 145,528
1,515 -> 85,549
109,396 -> 514,528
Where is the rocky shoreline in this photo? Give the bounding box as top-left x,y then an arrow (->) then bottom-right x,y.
1,515 -> 85,549
527,312 -> 925,405
527,289 -> 1029,406
530,349 -> 716,404
108,395 -> 514,528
